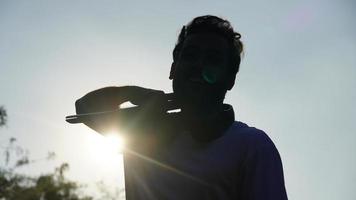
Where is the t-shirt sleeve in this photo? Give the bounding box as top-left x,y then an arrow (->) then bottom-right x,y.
239,131 -> 288,200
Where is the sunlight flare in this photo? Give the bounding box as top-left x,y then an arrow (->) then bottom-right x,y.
85,130 -> 126,164
104,132 -> 126,153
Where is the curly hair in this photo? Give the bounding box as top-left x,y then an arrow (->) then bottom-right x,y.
173,15 -> 244,76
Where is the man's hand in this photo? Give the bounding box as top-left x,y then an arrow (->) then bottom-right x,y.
75,86 -> 167,134
75,86 -> 166,114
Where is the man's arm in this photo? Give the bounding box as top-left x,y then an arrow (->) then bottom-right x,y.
74,86 -> 176,154
240,132 -> 288,200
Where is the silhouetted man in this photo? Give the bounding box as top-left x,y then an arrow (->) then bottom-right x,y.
75,15 -> 288,200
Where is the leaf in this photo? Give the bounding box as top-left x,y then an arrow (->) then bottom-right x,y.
0,106 -> 7,127
15,157 -> 29,167
9,137 -> 16,143
47,151 -> 56,160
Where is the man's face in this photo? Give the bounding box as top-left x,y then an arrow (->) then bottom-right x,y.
170,32 -> 231,116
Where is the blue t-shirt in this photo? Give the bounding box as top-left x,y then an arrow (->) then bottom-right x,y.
124,121 -> 288,199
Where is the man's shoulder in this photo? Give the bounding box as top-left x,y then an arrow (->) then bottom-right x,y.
228,121 -> 267,138
225,121 -> 276,149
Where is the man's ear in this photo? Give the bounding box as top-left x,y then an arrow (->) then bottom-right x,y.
226,74 -> 236,90
225,62 -> 238,90
169,62 -> 176,80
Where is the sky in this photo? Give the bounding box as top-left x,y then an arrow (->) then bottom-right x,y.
0,0 -> 355,199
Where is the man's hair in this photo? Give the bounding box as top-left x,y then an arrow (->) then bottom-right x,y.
173,15 -> 244,75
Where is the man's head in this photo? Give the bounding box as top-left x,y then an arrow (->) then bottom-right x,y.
169,15 -> 243,116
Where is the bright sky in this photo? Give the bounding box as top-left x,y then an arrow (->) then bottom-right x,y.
1,0 -> 355,199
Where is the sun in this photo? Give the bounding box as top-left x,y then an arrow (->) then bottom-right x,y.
85,130 -> 126,162
103,132 -> 126,153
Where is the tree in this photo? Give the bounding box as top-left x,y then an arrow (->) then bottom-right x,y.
0,106 -> 124,200
0,138 -> 93,200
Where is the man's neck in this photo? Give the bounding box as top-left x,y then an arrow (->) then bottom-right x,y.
180,103 -> 235,142
181,103 -> 223,122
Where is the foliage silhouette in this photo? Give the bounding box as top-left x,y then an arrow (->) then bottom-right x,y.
0,138 -> 93,200
0,107 -> 124,200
